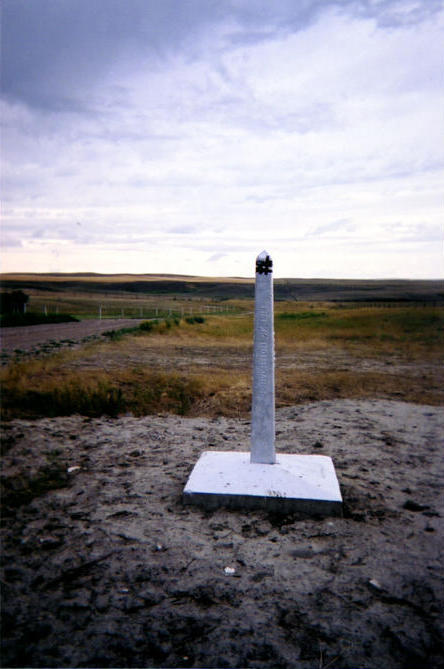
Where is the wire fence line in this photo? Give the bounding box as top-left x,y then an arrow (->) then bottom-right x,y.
26,300 -> 244,320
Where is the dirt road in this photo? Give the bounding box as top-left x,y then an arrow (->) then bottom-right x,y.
0,319 -> 145,358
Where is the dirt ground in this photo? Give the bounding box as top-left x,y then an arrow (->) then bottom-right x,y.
0,319 -> 146,361
1,400 -> 443,669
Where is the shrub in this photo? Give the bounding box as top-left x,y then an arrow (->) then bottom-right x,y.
102,328 -> 132,341
139,321 -> 153,332
0,313 -> 79,328
0,290 -> 29,315
185,316 -> 205,324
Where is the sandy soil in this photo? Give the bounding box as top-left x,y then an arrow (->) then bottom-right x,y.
1,400 -> 443,668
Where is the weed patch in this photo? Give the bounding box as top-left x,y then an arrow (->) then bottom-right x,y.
0,363 -> 206,419
127,372 -> 204,415
277,311 -> 326,321
102,327 -> 138,341
2,379 -> 125,419
138,320 -> 154,332
185,316 -> 205,324
276,369 -> 442,406
102,318 -> 180,341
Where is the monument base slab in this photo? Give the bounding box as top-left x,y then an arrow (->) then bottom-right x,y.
183,451 -> 342,516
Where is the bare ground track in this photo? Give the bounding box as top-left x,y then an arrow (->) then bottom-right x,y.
0,319 -> 145,356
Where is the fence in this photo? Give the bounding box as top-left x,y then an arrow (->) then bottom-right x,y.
27,298 -> 242,321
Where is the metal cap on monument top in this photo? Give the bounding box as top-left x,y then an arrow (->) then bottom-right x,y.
251,251 -> 276,464
256,251 -> 273,276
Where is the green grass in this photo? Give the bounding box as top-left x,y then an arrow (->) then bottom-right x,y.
275,305 -> 444,351
0,312 -> 79,327
101,317 -> 205,341
277,311 -> 326,320
4,290 -> 239,321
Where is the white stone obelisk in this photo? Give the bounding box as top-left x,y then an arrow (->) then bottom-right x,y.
251,251 -> 276,464
182,249 -> 342,515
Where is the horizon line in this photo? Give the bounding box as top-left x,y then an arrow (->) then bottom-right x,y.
1,271 -> 443,282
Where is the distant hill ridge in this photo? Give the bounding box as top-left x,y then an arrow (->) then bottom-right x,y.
1,273 -> 443,302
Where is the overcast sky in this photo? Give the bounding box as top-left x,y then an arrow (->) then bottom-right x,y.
1,0 -> 443,278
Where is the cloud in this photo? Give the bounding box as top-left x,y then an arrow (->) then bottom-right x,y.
0,236 -> 22,248
167,225 -> 199,235
357,0 -> 444,27
384,222 -> 444,243
208,252 -> 227,263
1,0 -> 223,110
1,1 -> 443,278
308,219 -> 356,238
3,0 -> 442,110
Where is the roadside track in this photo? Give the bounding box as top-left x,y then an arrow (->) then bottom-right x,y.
0,319 -> 145,355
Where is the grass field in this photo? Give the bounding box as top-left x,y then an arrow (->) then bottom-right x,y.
1,290 -> 236,322
1,301 -> 443,420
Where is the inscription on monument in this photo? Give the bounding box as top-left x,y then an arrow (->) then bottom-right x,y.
251,251 -> 276,464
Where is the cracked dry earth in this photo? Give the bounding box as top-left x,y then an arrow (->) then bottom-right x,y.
1,400 -> 443,669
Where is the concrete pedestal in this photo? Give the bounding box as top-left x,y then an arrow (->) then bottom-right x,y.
183,451 -> 342,515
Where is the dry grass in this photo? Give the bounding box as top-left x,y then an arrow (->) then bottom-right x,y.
276,368 -> 442,407
0,272 -> 254,284
1,305 -> 443,419
1,362 -> 206,419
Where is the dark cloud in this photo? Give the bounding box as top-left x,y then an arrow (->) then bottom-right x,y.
3,0 -> 441,110
1,0 -> 225,109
